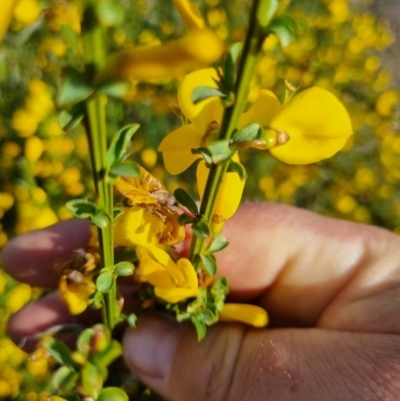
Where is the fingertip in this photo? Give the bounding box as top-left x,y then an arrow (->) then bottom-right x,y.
1,219 -> 91,287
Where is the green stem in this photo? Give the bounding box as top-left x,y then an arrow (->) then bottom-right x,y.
189,0 -> 268,265
82,3 -> 118,329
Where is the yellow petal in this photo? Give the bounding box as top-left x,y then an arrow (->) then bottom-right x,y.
270,86 -> 352,164
140,255 -> 176,288
219,304 -> 268,328
155,287 -> 199,303
252,89 -> 283,127
197,154 -> 245,220
106,30 -> 223,82
172,0 -> 205,30
178,68 -> 224,132
177,258 -> 198,289
113,206 -> 160,247
59,276 -> 95,315
140,246 -> 184,284
158,124 -> 203,174
0,0 -> 18,41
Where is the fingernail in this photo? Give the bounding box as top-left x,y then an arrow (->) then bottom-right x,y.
123,314 -> 180,379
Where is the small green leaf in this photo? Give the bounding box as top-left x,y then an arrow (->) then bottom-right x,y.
208,139 -> 234,163
200,253 -> 217,277
58,105 -> 84,131
192,86 -> 226,104
232,123 -> 263,143
223,42 -> 243,91
52,366 -> 79,392
178,213 -> 196,226
267,15 -> 297,47
126,313 -> 138,328
257,0 -> 279,27
43,338 -> 76,369
81,362 -> 103,398
90,291 -> 104,309
109,160 -> 140,178
95,340 -> 122,367
66,199 -> 97,218
192,217 -> 211,239
96,272 -> 115,293
227,160 -> 247,181
113,208 -> 124,220
212,277 -> 229,296
207,233 -> 229,254
174,188 -> 198,216
76,327 -> 95,355
114,261 -> 134,276
107,124 -> 140,167
97,387 -> 128,401
192,148 -> 213,165
196,309 -> 217,325
91,210 -> 112,228
96,79 -> 131,98
191,316 -> 207,341
58,68 -> 94,106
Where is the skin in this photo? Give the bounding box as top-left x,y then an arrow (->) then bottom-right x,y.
2,202 -> 400,400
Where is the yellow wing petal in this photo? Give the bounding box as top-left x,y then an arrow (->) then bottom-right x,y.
155,287 -> 199,303
172,0 -> 205,30
219,304 -> 268,328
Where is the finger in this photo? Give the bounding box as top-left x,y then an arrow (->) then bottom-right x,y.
217,202 -> 400,332
1,219 -> 91,287
123,314 -> 400,401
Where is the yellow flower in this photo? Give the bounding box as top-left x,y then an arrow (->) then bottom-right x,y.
13,0 -> 42,27
105,30 -> 223,82
114,206 -> 162,247
159,68 -> 247,220
219,304 -> 268,328
251,87 -> 353,164
137,246 -> 198,303
59,275 -> 96,315
172,0 -> 205,30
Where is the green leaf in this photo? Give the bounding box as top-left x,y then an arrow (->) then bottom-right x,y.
232,123 -> 263,143
208,139 -> 234,163
95,1 -> 125,27
257,0 -> 279,27
174,188 -> 198,216
81,362 -> 103,398
96,272 -> 115,293
90,291 -> 104,309
227,160 -> 247,181
191,148 -> 213,165
178,213 -> 196,226
196,309 -> 217,325
114,261 -> 134,276
107,124 -> 140,167
52,366 -> 79,391
43,338 -> 76,369
191,316 -> 207,341
109,160 -> 140,179
207,233 -> 229,254
58,68 -> 94,107
192,217 -> 211,239
192,86 -> 226,104
223,42 -> 243,91
66,199 -> 97,219
91,210 -> 112,229
126,313 -> 138,328
200,253 -> 217,277
96,79 -> 131,98
58,104 -> 84,131
95,340 -> 122,367
212,277 -> 229,297
267,15 -> 297,47
97,387 -> 128,401
77,327 -> 95,355
113,208 -> 124,220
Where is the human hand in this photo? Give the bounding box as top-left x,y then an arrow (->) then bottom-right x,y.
2,203 -> 400,401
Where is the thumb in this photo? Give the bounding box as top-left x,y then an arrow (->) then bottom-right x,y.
122,314 -> 399,401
